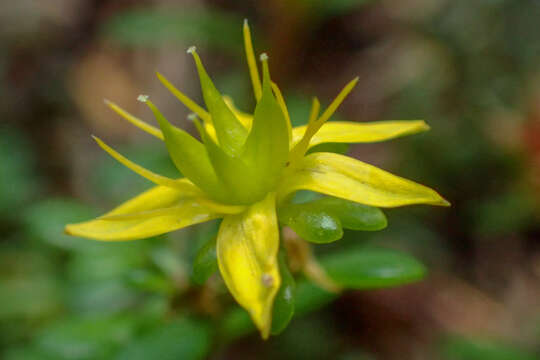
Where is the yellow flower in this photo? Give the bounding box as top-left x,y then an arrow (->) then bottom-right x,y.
65,20 -> 449,338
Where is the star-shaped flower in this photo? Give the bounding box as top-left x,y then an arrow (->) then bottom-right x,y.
65,20 -> 448,338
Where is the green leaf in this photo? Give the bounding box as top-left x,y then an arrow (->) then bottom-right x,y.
34,315 -> 138,360
314,197 -> 387,231
219,307 -> 254,341
271,250 -> 296,335
278,203 -> 343,244
22,198 -> 98,251
125,269 -> 175,295
441,336 -> 537,360
100,9 -> 243,53
0,128 -> 41,215
191,236 -> 218,285
322,247 -> 426,288
116,318 -> 211,360
294,281 -> 337,316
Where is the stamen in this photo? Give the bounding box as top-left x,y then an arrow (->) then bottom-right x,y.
91,135 -> 194,191
104,99 -> 163,140
307,97 -> 321,126
156,72 -> 211,124
259,52 -> 268,62
243,19 -> 262,101
288,78 -> 358,167
317,77 -> 358,124
271,82 -> 292,141
137,94 -> 149,103
187,45 -> 196,54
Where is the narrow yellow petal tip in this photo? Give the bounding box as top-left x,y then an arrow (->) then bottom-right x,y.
439,198 -> 451,207
420,121 -> 431,131
64,225 -> 73,236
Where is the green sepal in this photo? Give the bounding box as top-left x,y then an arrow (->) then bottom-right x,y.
270,249 -> 295,335
197,119 -> 262,204
240,56 -> 289,194
313,197 -> 387,231
145,101 -> 224,200
278,202 -> 343,244
190,49 -> 247,155
191,235 -> 218,285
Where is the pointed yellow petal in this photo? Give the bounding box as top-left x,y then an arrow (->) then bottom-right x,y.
217,193 -> 281,339
92,136 -> 198,193
156,71 -> 212,125
278,152 -> 450,207
65,186 -> 219,241
105,100 -> 164,140
291,120 -> 430,148
243,19 -> 262,101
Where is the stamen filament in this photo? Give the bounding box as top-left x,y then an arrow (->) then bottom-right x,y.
244,19 -> 262,101
271,82 -> 292,142
317,77 -> 358,124
104,99 -> 164,140
156,72 -> 212,125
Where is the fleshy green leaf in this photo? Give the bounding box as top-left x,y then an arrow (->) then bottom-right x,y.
191,236 -> 218,285
116,318 -> 211,360
441,336 -> 537,360
278,203 -> 343,244
294,280 -> 337,316
271,249 -> 296,335
321,247 -> 427,288
313,197 -> 387,231
34,315 -> 138,360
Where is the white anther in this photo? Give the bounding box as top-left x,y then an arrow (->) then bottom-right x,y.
187,46 -> 196,54
187,113 -> 198,121
137,94 -> 149,103
259,53 -> 268,61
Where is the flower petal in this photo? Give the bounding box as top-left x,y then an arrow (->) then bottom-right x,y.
279,152 -> 449,207
65,186 -> 219,241
291,120 -> 430,148
216,193 -> 281,338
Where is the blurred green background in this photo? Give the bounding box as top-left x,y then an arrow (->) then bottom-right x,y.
2,0 -> 540,359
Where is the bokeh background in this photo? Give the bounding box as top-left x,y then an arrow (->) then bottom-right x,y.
2,0 -> 540,359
